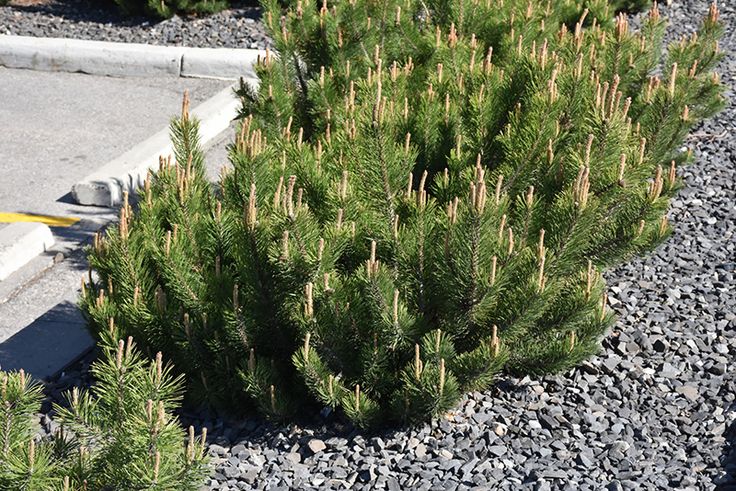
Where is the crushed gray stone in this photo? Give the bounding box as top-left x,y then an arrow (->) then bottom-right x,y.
0,0 -> 271,49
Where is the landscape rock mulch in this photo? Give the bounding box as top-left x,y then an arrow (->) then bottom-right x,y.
36,1 -> 735,490
0,0 -> 271,49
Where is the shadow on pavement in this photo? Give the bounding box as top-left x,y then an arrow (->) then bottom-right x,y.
56,191 -> 78,205
0,299 -> 94,380
0,208 -> 111,379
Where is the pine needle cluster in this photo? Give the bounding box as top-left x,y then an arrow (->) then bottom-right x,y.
0,337 -> 208,490
82,0 -> 724,427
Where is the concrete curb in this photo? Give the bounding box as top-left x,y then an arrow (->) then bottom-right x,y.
0,35 -> 263,80
0,223 -> 55,281
71,81 -> 254,207
182,47 -> 262,80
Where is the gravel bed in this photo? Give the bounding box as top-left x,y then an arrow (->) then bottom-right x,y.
34,1 -> 736,490
190,2 -> 736,489
0,0 -> 271,49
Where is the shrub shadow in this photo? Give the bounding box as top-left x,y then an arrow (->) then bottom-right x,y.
8,0 -> 262,26
718,416 -> 736,489
9,0 -> 154,27
177,379 -> 522,462
0,300 -> 94,383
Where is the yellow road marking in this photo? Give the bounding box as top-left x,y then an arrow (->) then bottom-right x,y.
0,212 -> 80,227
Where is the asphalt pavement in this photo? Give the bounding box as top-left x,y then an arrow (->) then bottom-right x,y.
0,66 -> 229,217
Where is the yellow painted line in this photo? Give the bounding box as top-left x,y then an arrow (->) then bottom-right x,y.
0,212 -> 80,227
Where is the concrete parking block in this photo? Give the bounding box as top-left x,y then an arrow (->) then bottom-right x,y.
0,222 -> 54,281
71,81 -> 254,207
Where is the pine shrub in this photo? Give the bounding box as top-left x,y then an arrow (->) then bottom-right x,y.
0,337 -> 208,490
82,0 -> 724,427
113,0 -> 229,19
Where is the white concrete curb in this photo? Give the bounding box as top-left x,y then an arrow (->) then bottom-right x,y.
71,81 -> 256,207
0,223 -> 55,281
0,35 -> 263,80
181,47 -> 262,80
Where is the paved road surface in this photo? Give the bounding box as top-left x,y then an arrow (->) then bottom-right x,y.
0,67 -> 229,218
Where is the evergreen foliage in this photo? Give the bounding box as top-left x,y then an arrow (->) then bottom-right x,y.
0,337 -> 208,490
113,0 -> 229,19
82,0 -> 724,427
